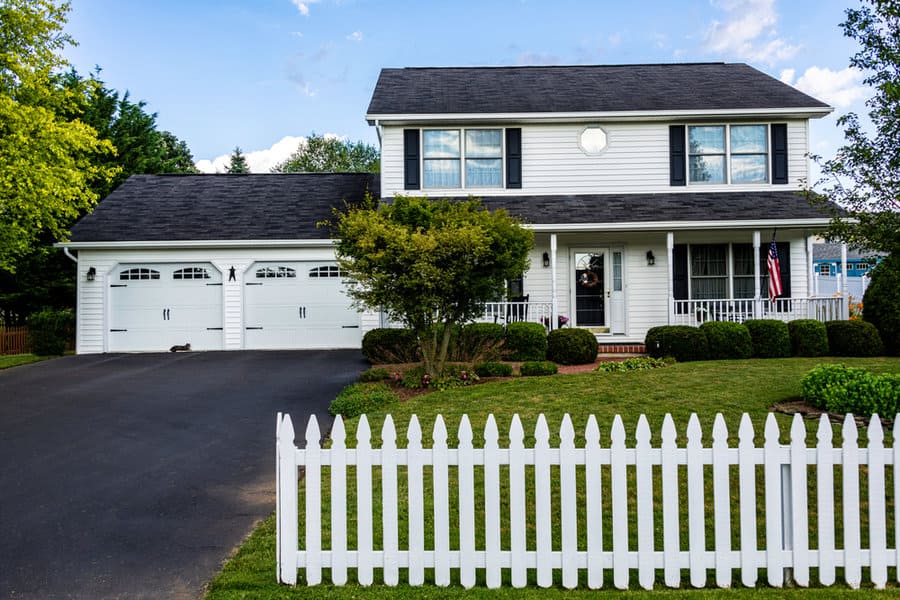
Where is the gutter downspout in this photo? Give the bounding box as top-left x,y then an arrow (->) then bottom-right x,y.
63,246 -> 78,263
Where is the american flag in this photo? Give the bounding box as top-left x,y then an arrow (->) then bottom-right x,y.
767,234 -> 783,303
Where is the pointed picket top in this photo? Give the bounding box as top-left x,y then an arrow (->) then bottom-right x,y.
842,413 -> 858,443
305,414 -> 321,448
332,415 -> 346,448
817,413 -> 833,443
510,414 -> 525,447
560,414 -> 575,446
712,413 -> 727,444
484,414 -> 499,445
535,414 -> 550,445
458,414 -> 473,445
790,413 -> 807,443
433,414 -> 448,445
869,414 -> 884,444
662,414 -> 676,445
407,415 -> 422,448
611,414 -> 625,444
764,413 -> 780,444
585,415 -> 600,445
382,414 -> 396,447
356,414 -> 371,445
635,414 -> 651,445
738,413 -> 754,445
279,413 -> 296,448
687,413 -> 702,444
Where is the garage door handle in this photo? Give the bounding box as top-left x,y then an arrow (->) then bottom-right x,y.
246,326 -> 263,330
299,307 -> 306,319
342,325 -> 360,329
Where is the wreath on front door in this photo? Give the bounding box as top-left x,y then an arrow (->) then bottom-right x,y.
579,271 -> 599,288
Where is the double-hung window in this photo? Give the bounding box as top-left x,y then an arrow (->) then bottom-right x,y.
688,124 -> 768,184
689,244 -> 728,299
423,128 -> 502,189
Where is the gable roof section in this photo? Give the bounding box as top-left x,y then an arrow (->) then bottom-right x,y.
813,243 -> 887,261
367,63 -> 830,117
69,173 -> 378,242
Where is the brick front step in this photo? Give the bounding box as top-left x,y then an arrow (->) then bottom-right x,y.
596,343 -> 647,355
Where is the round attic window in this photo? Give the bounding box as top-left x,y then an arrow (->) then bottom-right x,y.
579,127 -> 608,155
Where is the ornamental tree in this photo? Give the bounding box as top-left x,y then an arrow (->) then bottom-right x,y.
331,195 -> 533,376
273,133 -> 379,173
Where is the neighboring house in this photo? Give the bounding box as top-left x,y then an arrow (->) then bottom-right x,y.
61,62 -> 842,354
812,243 -> 885,277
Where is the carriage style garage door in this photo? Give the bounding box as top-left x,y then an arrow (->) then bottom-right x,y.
108,263 -> 224,352
243,262 -> 360,350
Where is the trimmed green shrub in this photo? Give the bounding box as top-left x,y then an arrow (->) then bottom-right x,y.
788,319 -> 829,357
546,328 -> 598,365
801,364 -> 900,417
361,328 -> 419,363
699,321 -> 752,360
457,322 -> 505,362
520,360 -> 558,376
645,325 -> 709,362
594,357 -> 669,372
329,382 -> 397,418
26,308 -> 74,356
825,320 -> 884,357
744,319 -> 791,358
505,322 -> 547,361
864,254 -> 900,355
359,367 -> 390,382
474,361 -> 514,378
400,365 -> 428,389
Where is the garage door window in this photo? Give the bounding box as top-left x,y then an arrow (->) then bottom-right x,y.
119,268 -> 160,281
309,266 -> 345,278
255,266 -> 296,278
173,267 -> 211,280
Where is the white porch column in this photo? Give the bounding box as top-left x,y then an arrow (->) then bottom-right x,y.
841,242 -> 850,319
550,233 -> 558,330
753,231 -> 761,318
806,235 -> 815,298
666,232 -> 674,325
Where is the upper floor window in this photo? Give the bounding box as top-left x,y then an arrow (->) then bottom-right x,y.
423,128 -> 502,189
688,125 -> 768,185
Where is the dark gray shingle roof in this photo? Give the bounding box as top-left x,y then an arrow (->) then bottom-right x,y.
69,173 -> 378,242
813,243 -> 887,261
367,63 -> 830,115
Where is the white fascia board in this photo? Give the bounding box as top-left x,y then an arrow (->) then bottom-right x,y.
366,106 -> 834,125
55,239 -> 337,250
526,218 -> 832,233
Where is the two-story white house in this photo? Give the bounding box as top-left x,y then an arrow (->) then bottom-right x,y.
61,62 -> 843,354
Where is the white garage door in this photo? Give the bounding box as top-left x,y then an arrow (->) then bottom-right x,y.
108,263 -> 224,352
243,262 -> 360,349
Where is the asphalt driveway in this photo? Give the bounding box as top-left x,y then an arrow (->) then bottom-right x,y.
0,350 -> 366,599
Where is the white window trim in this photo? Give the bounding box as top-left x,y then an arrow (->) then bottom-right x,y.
421,127 -> 505,191
686,123 -> 770,186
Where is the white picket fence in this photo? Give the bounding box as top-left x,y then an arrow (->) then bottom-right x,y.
276,411 -> 899,590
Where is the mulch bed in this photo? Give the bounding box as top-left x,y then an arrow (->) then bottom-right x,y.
771,399 -> 892,429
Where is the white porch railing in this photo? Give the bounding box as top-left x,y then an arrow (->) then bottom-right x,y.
476,301 -> 553,328
671,297 -> 846,327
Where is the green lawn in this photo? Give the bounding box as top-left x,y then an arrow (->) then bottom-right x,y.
205,357 -> 900,599
0,353 -> 53,369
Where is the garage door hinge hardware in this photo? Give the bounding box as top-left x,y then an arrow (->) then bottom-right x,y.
246,326 -> 263,330
207,327 -> 223,331
207,282 -> 223,286
110,329 -> 127,332
111,284 -> 127,288
342,325 -> 360,329
245,282 -> 263,286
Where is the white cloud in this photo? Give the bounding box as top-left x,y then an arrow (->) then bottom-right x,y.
780,66 -> 866,107
195,133 -> 346,174
347,31 -> 363,42
290,0 -> 320,16
704,0 -> 799,64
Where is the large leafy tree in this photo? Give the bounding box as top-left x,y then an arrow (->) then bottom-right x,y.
332,195 -> 532,376
813,0 -> 900,256
273,133 -> 379,173
226,146 -> 250,173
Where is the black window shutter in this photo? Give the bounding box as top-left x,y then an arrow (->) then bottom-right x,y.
673,244 -> 688,304
669,125 -> 686,186
506,128 -> 522,189
771,124 -> 788,184
403,129 -> 420,190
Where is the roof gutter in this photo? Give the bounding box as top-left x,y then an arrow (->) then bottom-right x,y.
55,239 -> 340,251
62,246 -> 78,263
526,218 -> 832,232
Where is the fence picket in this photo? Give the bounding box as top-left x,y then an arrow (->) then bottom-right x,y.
330,416 -> 348,585
508,415 -> 527,588
635,415 -> 654,590
815,414 -> 835,586
660,414 -> 679,588
867,415 -> 887,589
610,415 -> 628,590
458,416 -> 476,589
895,418 -> 900,584
483,415 -> 502,589
738,415 -> 757,587
277,413 -> 298,585
381,416 -> 399,586
789,414 -> 810,586
842,414 -> 862,589
763,414 -> 784,587
432,416 -> 450,587
585,415 -> 603,589
711,414 -> 731,588
686,414 -> 706,588
304,416 -> 322,585
406,416 -> 425,585
355,416 -> 373,586
560,415 -> 578,589
534,414 -> 553,588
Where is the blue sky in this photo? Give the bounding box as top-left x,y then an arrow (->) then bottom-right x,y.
64,0 -> 870,175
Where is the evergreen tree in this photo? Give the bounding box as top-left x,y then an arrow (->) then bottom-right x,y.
226,146 -> 250,173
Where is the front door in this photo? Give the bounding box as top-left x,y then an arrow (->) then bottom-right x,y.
574,251 -> 607,327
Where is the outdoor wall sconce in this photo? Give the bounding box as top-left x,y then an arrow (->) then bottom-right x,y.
542,252 -> 550,268
86,267 -> 97,282
646,250 -> 656,266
